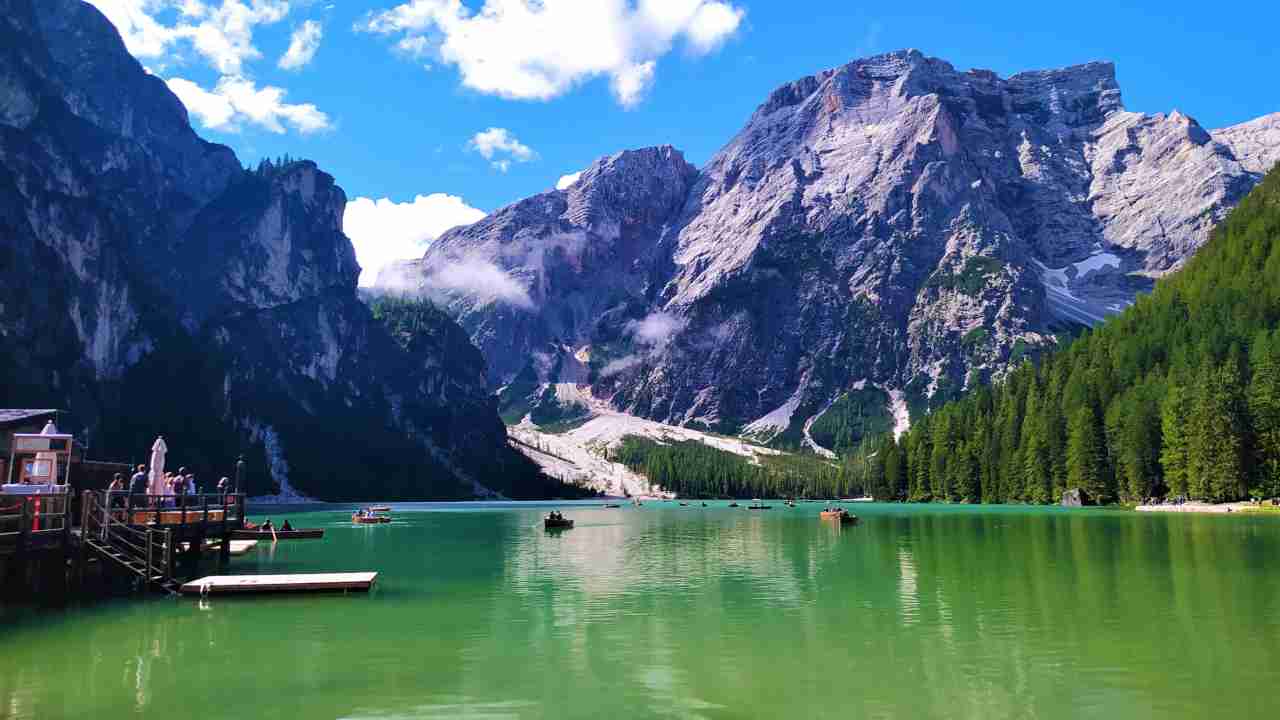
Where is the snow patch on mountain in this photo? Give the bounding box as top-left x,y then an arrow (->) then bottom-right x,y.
742,385 -> 804,441
510,385 -> 781,495
888,389 -> 910,439
801,397 -> 838,459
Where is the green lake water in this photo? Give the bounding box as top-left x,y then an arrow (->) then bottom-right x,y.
3,502 -> 1280,719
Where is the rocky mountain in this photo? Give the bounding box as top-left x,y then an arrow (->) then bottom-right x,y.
0,0 -> 553,500
391,50 -> 1280,449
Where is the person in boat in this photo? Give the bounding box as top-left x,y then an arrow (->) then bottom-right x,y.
261,518 -> 274,532
281,520 -> 294,531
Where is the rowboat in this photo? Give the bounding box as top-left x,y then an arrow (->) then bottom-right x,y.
820,508 -> 858,524
352,514 -> 391,524
544,515 -> 574,529
604,503 -> 621,508
230,529 -> 324,540
747,499 -> 771,510
368,505 -> 392,512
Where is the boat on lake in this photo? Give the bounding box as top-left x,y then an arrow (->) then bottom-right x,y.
544,513 -> 574,529
728,501 -> 740,507
747,499 -> 772,510
368,505 -> 392,512
231,528 -> 324,540
353,513 -> 391,524
604,503 -> 621,508
820,507 -> 858,524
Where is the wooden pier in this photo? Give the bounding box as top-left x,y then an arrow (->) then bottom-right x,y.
1,490 -> 248,598
180,572 -> 378,595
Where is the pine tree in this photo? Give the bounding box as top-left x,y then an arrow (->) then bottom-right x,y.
1210,360 -> 1249,501
1067,403 -> 1109,502
1161,380 -> 1191,498
1186,366 -> 1217,500
910,426 -> 932,502
1249,333 -> 1280,498
882,436 -> 907,501
930,413 -> 953,501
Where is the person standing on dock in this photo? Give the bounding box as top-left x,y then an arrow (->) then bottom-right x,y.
130,464 -> 147,500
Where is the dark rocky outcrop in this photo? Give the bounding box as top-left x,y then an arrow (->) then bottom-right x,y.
0,0 -> 547,500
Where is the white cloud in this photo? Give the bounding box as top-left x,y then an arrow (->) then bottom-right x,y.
88,0 -> 291,75
87,0 -> 181,58
627,311 -> 688,348
359,0 -> 745,107
469,127 -> 536,172
344,194 -> 486,286
279,19 -> 323,70
600,354 -> 642,377
166,75 -> 331,134
555,170 -> 583,190
423,257 -> 535,309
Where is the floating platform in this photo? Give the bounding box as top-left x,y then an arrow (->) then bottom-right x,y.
184,540 -> 259,555
223,540 -> 259,556
180,572 -> 378,595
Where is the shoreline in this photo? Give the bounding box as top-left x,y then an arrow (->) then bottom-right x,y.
1134,501 -> 1279,515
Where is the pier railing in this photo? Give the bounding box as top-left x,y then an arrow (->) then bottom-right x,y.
0,491 -> 72,554
78,491 -> 247,594
95,492 -> 245,528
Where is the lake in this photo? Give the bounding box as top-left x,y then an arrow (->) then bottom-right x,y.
3,502 -> 1279,719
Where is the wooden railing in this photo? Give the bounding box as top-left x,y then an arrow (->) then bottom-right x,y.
97,492 -> 245,528
79,491 -> 246,593
0,491 -> 72,553
81,490 -> 176,592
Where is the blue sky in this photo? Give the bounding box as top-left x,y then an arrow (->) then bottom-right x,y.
90,1 -> 1278,283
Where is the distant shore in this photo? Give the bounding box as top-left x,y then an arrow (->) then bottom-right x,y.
1135,501 -> 1280,515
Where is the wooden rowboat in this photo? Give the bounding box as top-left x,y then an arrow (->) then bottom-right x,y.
368,506 -> 392,512
353,514 -> 391,524
544,516 -> 574,530
233,528 -> 323,539
820,508 -> 859,524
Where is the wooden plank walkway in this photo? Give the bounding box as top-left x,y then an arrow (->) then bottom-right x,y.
180,572 -> 378,595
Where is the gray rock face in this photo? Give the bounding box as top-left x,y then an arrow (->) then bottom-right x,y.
391,50 -> 1280,440
397,146 -> 697,386
1214,112 -> 1280,175
0,0 -> 541,499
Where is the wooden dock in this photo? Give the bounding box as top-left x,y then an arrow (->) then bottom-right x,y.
180,572 -> 378,595
185,539 -> 258,555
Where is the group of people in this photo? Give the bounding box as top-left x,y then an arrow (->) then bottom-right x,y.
247,518 -> 293,531
105,464 -> 234,507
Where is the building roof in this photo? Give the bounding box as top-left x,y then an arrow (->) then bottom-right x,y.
0,409 -> 60,428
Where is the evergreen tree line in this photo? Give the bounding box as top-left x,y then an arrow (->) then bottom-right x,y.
609,436 -> 877,499
860,165 -> 1280,505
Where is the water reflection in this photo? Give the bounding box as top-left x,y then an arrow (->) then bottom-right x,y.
2,505 -> 1280,719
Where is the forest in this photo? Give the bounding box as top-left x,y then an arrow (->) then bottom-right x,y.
609,436 -> 874,499
859,165 -> 1280,504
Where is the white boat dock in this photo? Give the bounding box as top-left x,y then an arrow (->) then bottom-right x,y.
180,572 -> 378,595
